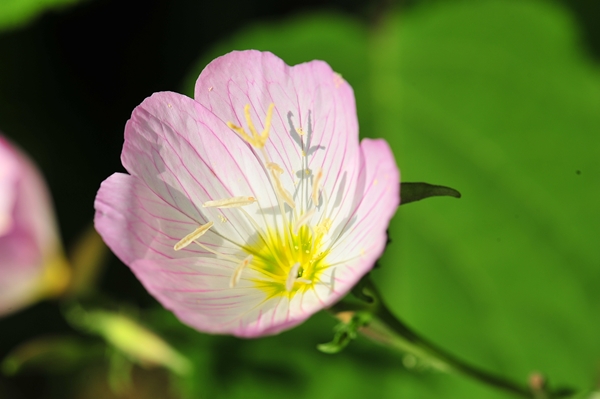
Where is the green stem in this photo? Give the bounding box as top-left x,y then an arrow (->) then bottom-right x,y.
330,278 -> 569,399
373,301 -> 532,397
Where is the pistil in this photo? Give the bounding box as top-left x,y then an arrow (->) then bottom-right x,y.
286,262 -> 301,291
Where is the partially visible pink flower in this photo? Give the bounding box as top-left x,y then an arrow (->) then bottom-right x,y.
0,135 -> 70,316
94,50 -> 400,337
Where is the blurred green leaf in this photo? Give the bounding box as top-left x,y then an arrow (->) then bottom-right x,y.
0,0 -> 83,32
1,335 -> 102,375
64,224 -> 109,299
65,305 -> 192,376
371,0 -> 600,398
107,350 -> 134,396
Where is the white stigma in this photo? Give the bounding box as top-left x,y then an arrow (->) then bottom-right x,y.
286,262 -> 302,292
174,221 -> 214,251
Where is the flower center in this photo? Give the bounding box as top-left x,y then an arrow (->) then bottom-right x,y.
243,224 -> 329,297
174,103 -> 334,297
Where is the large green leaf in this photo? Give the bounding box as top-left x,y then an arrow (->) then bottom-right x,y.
179,1 -> 600,398
371,0 -> 600,397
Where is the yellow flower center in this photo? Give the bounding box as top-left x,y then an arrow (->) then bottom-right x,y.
244,224 -> 329,298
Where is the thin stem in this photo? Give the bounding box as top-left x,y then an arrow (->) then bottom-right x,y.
328,277 -> 571,399
373,301 -> 532,397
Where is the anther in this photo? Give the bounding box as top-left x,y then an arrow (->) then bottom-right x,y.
286,262 -> 302,292
267,162 -> 295,208
226,121 -> 257,147
174,221 -> 214,251
230,255 -> 253,288
311,169 -> 323,205
203,196 -> 256,208
293,209 -> 316,234
315,218 -> 332,236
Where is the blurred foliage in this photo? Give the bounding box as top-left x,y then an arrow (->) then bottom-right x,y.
1,335 -> 102,375
1,0 -> 599,398
65,306 -> 191,376
63,225 -> 109,299
371,1 -> 600,397
0,0 -> 81,32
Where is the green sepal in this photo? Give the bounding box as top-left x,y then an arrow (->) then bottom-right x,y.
351,274 -> 375,304
317,312 -> 372,354
400,182 -> 461,205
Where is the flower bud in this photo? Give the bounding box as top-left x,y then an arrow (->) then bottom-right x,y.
0,134 -> 70,316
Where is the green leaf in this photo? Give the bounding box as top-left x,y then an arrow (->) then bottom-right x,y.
350,274 -> 375,303
371,0 -> 600,397
400,182 -> 462,205
0,0 -> 83,32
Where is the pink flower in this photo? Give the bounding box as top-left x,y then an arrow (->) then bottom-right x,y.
94,51 -> 400,337
0,135 -> 70,316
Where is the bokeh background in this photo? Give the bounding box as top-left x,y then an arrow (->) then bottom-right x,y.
1,0 -> 599,398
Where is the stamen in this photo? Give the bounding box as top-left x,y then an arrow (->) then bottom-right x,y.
311,169 -> 323,205
267,162 -> 283,175
272,172 -> 296,208
286,262 -> 301,292
174,221 -> 214,251
230,255 -> 253,288
294,209 -> 316,235
226,121 -> 257,147
203,196 -> 256,208
193,240 -> 241,263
